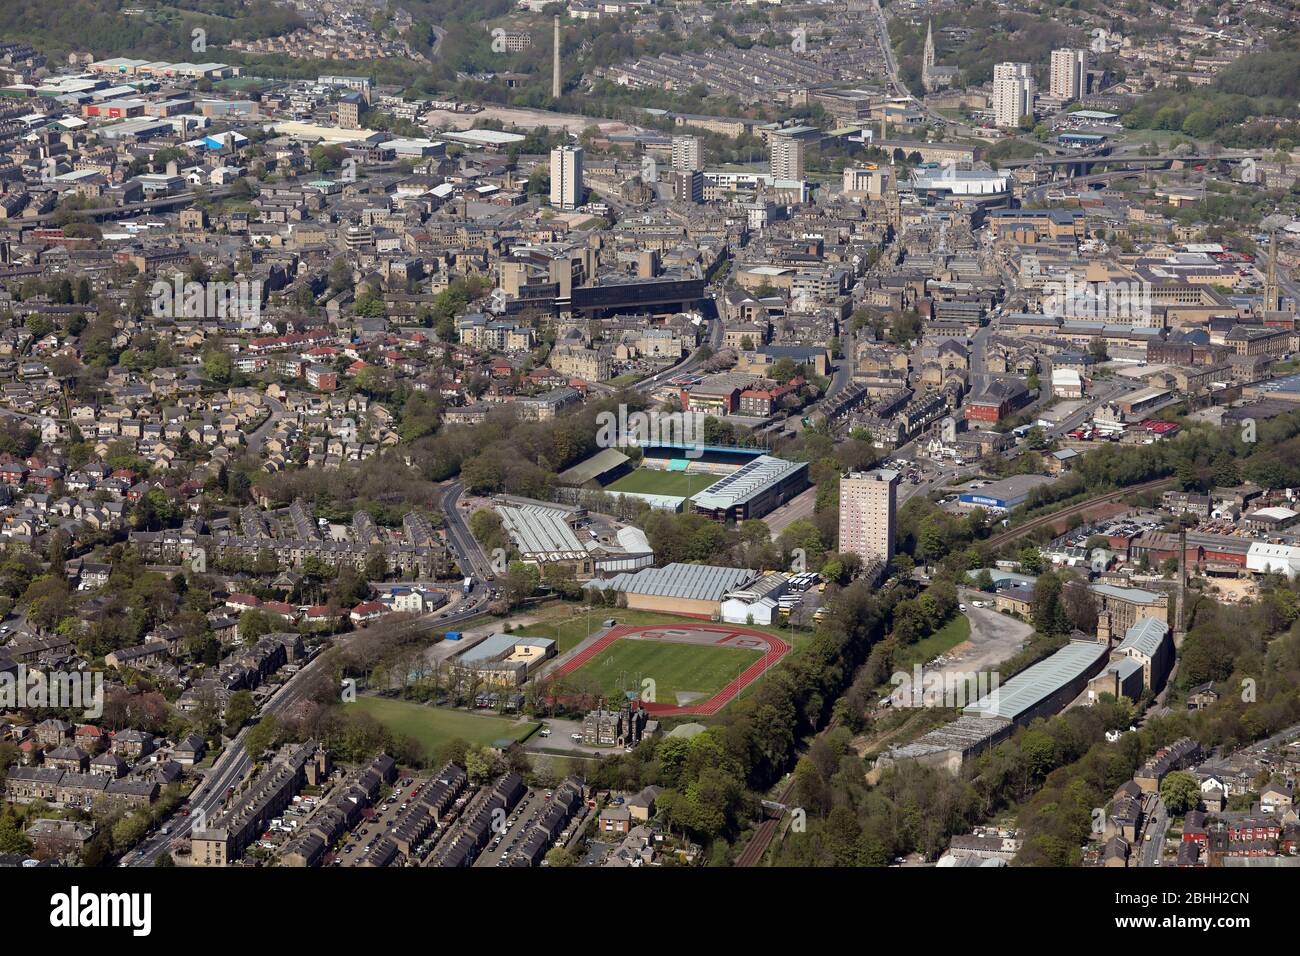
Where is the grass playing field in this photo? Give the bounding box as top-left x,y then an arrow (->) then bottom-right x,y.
571,638 -> 761,706
603,468 -> 719,498
522,605 -> 803,655
352,696 -> 538,755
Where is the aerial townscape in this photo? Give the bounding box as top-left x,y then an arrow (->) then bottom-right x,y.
0,0 -> 1299,909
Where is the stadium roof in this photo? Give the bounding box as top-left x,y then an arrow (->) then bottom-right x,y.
963,640 -> 1109,721
585,563 -> 758,602
690,455 -> 807,512
557,447 -> 630,486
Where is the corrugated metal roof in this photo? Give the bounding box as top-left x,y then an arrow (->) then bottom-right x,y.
586,562 -> 758,602
1117,617 -> 1168,658
963,640 -> 1109,721
1093,583 -> 1162,605
496,505 -> 589,560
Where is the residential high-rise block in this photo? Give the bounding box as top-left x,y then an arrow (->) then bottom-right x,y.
993,62 -> 1035,128
671,135 -> 702,172
769,136 -> 805,181
550,144 -> 583,210
671,168 -> 704,204
1049,48 -> 1088,101
839,469 -> 899,570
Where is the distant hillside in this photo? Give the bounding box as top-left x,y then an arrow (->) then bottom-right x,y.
0,0 -> 304,59
1122,50 -> 1300,147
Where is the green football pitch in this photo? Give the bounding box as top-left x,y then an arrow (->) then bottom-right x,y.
603,468 -> 719,498
570,639 -> 760,704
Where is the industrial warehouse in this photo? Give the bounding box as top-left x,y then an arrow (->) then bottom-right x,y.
878,639 -> 1113,775
493,500 -> 655,580
586,563 -> 761,618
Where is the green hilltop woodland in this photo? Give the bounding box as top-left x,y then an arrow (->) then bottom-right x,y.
1122,50 -> 1300,147
2,0 -> 306,58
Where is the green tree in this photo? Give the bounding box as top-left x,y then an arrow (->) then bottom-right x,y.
502,561 -> 540,608
1160,771 -> 1201,815
225,690 -> 257,735
202,350 -> 233,384
239,609 -> 274,643
1031,571 -> 1070,636
1018,546 -> 1044,575
545,846 -> 576,867
244,714 -> 281,756
0,812 -> 32,855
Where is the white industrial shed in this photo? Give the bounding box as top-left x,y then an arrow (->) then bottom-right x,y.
720,572 -> 791,625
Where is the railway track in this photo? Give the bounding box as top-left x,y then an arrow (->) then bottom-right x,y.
735,715 -> 842,868
982,476 -> 1177,550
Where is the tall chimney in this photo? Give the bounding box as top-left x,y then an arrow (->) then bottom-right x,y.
1264,230 -> 1280,313
552,16 -> 561,99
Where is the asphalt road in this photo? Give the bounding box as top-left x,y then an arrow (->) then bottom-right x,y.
1139,796 -> 1169,867
441,480 -> 496,580
245,393 -> 288,455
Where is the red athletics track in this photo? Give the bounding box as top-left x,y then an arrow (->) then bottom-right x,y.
549,623 -> 791,717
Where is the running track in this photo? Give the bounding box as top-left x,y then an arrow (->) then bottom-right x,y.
550,623 -> 791,717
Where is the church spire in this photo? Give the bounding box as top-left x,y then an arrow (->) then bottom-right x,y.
922,19 -> 936,90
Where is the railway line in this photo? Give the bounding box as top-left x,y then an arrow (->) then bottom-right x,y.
981,476 -> 1177,550
735,715 -> 842,867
